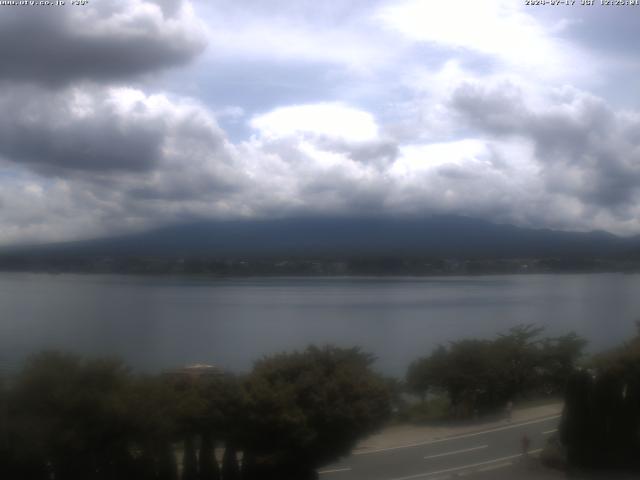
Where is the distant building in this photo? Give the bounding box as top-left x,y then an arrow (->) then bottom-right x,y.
164,363 -> 224,382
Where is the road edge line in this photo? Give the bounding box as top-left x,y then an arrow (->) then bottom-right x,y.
353,415 -> 561,456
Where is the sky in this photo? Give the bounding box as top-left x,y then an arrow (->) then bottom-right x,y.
0,0 -> 640,245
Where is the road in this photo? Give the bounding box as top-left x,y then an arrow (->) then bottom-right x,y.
318,415 -> 560,480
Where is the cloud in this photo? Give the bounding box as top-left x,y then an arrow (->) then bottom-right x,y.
451,81 -> 640,212
0,168 -> 141,245
0,0 -> 206,85
194,0 -> 400,77
250,103 -> 380,143
2,0 -> 640,245
376,0 -> 585,80
0,87 -> 638,245
0,85 -> 232,175
529,4 -> 640,64
242,105 -> 542,223
0,86 -> 250,244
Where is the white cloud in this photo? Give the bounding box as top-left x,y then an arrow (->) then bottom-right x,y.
376,0 -> 589,80
391,139 -> 490,173
250,103 -> 380,143
197,0 -> 393,73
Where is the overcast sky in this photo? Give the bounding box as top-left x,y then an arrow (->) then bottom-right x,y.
0,0 -> 639,245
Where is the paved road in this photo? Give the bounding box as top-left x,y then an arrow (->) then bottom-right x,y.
318,415 -> 560,480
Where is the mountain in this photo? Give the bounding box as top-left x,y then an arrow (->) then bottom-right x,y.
1,215 -> 635,259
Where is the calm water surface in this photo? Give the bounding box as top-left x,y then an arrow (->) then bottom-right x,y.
1,273 -> 639,376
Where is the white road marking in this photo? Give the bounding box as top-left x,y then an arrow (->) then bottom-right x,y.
318,467 -> 352,475
387,449 -> 543,480
354,415 -> 561,455
423,444 -> 488,460
542,429 -> 557,435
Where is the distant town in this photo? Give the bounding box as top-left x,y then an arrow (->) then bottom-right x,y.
2,254 -> 640,276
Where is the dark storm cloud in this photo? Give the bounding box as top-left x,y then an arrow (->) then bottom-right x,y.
0,82 -> 238,180
451,82 -> 640,209
0,0 -> 205,85
0,86 -> 164,173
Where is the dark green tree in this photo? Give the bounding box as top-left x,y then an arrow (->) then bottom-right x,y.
199,433 -> 220,480
562,323 -> 640,470
493,324 -> 545,399
406,347 -> 445,401
221,444 -> 240,480
183,436 -> 198,480
240,450 -> 258,480
560,369 -> 594,467
407,326 -> 586,417
540,332 -> 587,395
8,352 -> 137,480
240,346 -> 391,479
0,375 -> 8,471
126,376 -> 181,480
156,442 -> 179,480
427,339 -> 502,415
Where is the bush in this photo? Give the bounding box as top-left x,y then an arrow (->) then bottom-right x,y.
540,434 -> 567,470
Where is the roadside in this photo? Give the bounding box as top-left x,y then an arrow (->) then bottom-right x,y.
353,401 -> 563,455
463,458 -> 640,480
458,456 -> 565,479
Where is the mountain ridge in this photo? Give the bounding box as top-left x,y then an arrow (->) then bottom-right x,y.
1,215 -> 635,259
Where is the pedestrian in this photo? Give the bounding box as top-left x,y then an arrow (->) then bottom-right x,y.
505,400 -> 513,423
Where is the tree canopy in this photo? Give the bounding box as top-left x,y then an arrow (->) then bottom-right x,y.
241,346 -> 391,479
561,323 -> 640,470
407,325 -> 586,416
1,346 -> 391,480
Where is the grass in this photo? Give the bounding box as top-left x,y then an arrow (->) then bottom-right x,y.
395,395 -> 450,424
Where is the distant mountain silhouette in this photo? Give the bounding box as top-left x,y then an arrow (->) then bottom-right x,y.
3,216 -> 637,259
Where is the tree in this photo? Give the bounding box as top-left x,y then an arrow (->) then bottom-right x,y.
7,352 -> 137,480
540,332 -> 587,395
156,441 -> 179,480
240,346 -> 391,479
125,375 -> 181,480
493,324 -> 545,399
406,326 -> 587,417
407,352 -> 436,401
221,444 -> 240,480
183,436 -> 198,480
560,368 -> 637,469
561,324 -> 640,470
197,373 -> 246,453
561,369 -> 594,467
199,433 -> 220,480
0,375 -> 8,471
240,450 -> 258,480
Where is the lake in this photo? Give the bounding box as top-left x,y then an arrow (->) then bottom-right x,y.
1,273 -> 638,377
